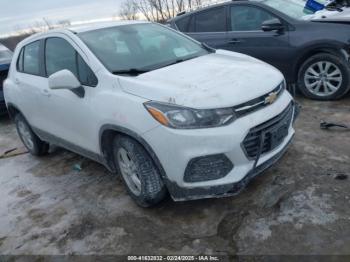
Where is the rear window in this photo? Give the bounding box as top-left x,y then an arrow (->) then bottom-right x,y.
194,7 -> 227,32
19,41 -> 40,75
175,16 -> 192,32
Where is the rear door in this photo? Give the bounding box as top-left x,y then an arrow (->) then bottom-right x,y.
226,4 -> 290,72
14,40 -> 47,128
176,6 -> 228,49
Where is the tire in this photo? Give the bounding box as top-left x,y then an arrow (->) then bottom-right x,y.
297,53 -> 350,100
113,135 -> 167,207
15,114 -> 49,156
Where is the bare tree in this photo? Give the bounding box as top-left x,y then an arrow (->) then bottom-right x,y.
119,0 -> 139,20
57,19 -> 71,27
42,17 -> 55,29
17,18 -> 71,36
120,0 -> 209,23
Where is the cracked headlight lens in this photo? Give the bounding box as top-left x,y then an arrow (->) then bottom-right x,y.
144,101 -> 236,129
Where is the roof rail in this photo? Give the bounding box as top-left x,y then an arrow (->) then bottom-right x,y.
175,0 -> 232,16
176,11 -> 186,16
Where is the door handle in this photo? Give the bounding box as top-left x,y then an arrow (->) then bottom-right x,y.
15,78 -> 20,85
228,39 -> 243,44
41,89 -> 51,97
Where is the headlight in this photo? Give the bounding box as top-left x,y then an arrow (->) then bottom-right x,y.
144,102 -> 237,129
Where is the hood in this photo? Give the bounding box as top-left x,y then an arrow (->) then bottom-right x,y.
305,7 -> 350,22
118,50 -> 284,109
311,17 -> 350,23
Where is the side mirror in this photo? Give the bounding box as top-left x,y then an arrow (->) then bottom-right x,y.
261,18 -> 285,32
48,69 -> 85,97
48,69 -> 81,90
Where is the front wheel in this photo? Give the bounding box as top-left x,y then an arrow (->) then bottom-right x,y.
298,53 -> 350,100
113,135 -> 167,207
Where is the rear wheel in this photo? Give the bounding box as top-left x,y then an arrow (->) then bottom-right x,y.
113,135 -> 167,207
298,53 -> 350,100
15,114 -> 49,156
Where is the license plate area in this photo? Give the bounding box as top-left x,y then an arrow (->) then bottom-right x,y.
270,122 -> 289,150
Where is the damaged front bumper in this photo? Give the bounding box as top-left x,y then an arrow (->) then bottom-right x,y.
165,102 -> 300,202
165,136 -> 293,201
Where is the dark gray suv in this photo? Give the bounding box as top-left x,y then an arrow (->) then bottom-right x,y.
169,0 -> 350,100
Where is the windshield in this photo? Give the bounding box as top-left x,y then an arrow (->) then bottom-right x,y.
79,23 -> 209,75
260,0 -> 315,19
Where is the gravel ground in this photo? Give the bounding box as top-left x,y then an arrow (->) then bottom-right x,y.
0,95 -> 349,257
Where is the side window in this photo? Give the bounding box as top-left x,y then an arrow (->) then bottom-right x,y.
77,55 -> 98,87
45,37 -> 97,87
17,48 -> 24,72
230,5 -> 275,31
23,41 -> 40,75
194,7 -> 227,33
45,38 -> 78,77
175,16 -> 192,32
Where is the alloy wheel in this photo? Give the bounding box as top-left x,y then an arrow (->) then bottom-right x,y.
117,148 -> 142,196
304,61 -> 343,97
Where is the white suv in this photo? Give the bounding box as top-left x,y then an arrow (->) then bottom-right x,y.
4,21 -> 297,207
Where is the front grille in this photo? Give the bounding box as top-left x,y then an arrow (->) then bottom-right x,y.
242,102 -> 294,159
233,82 -> 285,118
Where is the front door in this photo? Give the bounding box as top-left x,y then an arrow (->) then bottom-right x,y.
39,36 -> 98,153
226,4 -> 291,75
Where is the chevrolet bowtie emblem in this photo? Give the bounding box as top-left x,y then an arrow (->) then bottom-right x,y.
265,92 -> 278,105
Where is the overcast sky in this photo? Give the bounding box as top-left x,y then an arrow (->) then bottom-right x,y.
0,0 -> 122,36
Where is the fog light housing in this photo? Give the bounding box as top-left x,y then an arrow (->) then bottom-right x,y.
184,154 -> 233,183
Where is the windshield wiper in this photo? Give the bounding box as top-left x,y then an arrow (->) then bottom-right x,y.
324,2 -> 345,12
325,6 -> 343,11
202,42 -> 216,53
112,68 -> 149,76
162,56 -> 199,68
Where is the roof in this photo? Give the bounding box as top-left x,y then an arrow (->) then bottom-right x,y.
170,0 -> 253,21
67,20 -> 150,34
16,20 -> 151,47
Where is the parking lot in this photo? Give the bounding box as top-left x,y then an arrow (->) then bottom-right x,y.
0,95 -> 349,256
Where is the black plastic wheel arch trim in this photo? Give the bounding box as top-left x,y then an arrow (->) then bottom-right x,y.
99,124 -> 169,180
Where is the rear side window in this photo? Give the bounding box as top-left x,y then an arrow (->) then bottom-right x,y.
194,7 -> 227,32
45,37 -> 97,87
22,41 -> 40,75
175,16 -> 192,32
17,48 -> 24,72
230,5 -> 275,31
